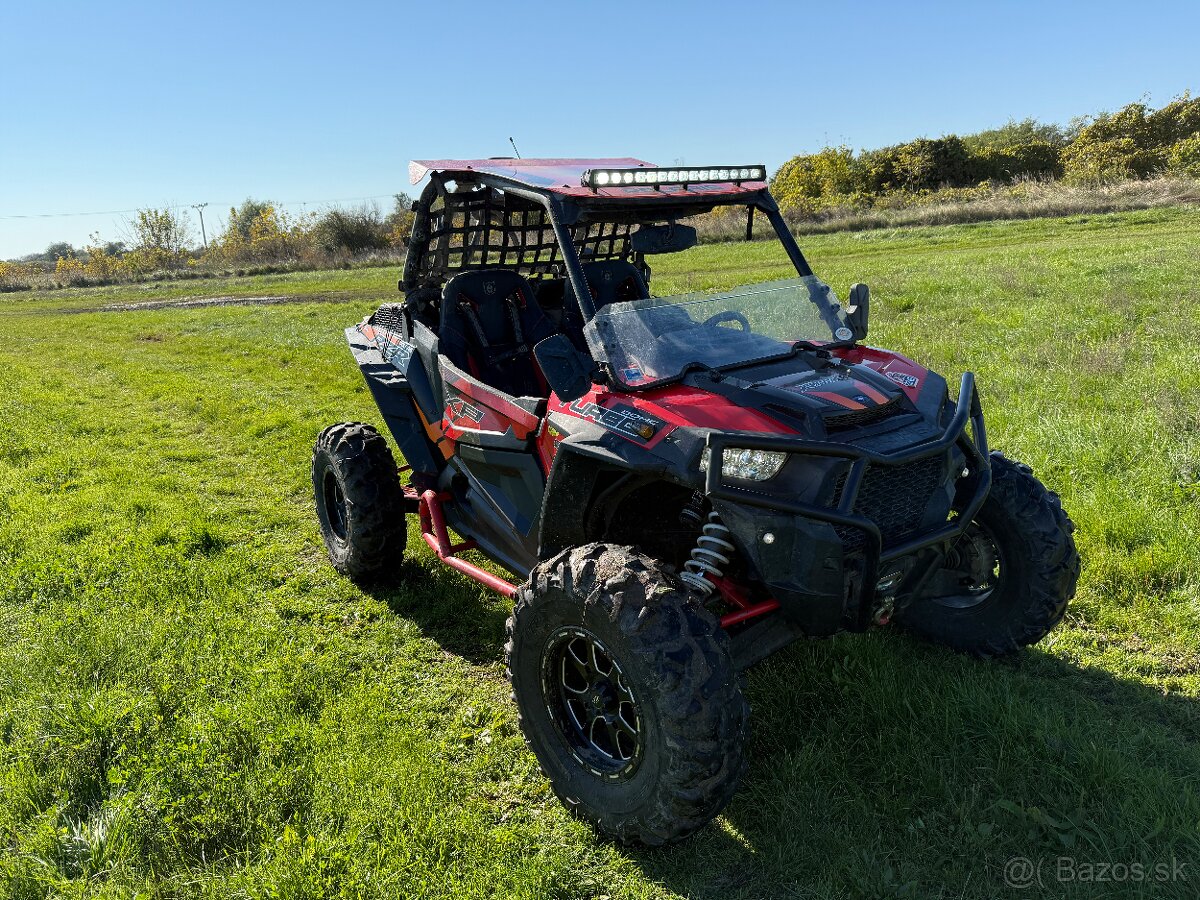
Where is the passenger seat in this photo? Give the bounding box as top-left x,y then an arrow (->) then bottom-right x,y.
439,269 -> 557,397
562,260 -> 650,350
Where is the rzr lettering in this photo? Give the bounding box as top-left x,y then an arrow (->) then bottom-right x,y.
799,374 -> 852,391
447,396 -> 485,424
381,339 -> 413,367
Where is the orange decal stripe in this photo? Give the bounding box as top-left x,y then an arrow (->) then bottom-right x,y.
808,391 -> 866,410
416,406 -> 454,459
852,380 -> 889,404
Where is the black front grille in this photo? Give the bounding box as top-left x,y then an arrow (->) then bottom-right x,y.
832,455 -> 946,549
834,522 -> 867,552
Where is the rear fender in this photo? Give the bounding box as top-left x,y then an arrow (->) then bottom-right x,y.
345,325 -> 443,475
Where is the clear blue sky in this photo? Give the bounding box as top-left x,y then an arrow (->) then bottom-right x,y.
2,0 -> 1197,258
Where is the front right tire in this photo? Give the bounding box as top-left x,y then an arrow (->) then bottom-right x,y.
506,543 -> 748,846
898,452 -> 1080,656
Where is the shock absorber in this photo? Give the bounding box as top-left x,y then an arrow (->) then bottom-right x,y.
678,490 -> 706,529
680,511 -> 736,597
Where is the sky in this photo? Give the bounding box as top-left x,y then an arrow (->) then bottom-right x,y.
1,0 -> 1198,258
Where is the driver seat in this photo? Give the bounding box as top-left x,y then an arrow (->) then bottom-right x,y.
439,269 -> 556,397
562,260 -> 650,350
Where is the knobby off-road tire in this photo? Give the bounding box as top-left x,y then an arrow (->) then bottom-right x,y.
899,452 -> 1080,657
312,422 -> 408,584
506,544 -> 748,846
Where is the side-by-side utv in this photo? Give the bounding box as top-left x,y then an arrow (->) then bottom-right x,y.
312,158 -> 1080,845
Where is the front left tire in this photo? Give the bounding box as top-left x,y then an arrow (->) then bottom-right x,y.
506,543 -> 748,846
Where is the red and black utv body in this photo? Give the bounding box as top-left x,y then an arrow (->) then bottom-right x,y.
314,159 -> 1079,845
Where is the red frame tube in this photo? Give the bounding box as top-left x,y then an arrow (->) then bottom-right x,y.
416,489 -> 519,599
719,600 -> 782,628
406,487 -> 777,624
711,576 -> 782,628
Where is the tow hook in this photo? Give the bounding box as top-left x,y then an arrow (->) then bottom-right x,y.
872,571 -> 903,625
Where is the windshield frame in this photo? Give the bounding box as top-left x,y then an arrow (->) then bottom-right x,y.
495,181 -> 849,393
540,189 -> 815,323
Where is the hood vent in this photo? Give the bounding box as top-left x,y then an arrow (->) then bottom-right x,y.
822,395 -> 902,430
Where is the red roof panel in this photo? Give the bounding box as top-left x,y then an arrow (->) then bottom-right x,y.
409,158 -> 767,200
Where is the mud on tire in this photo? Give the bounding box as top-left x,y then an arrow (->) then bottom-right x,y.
506,543 -> 748,846
312,422 -> 408,584
899,451 -> 1080,657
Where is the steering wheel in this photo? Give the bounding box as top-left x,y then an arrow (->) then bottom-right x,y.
702,310 -> 751,331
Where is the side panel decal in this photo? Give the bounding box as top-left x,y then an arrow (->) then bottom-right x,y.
567,399 -> 668,445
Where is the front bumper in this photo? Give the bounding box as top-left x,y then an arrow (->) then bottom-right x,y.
704,372 -> 991,634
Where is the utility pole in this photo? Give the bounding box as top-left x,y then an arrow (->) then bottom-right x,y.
192,202 -> 209,250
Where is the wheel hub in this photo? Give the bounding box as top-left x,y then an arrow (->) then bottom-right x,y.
928,520 -> 1004,609
322,471 -> 348,542
587,684 -> 608,714
542,627 -> 643,779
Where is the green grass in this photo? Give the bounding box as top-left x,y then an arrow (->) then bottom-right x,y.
2,206 -> 1199,898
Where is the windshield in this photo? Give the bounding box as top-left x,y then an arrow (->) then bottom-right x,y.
583,276 -> 850,389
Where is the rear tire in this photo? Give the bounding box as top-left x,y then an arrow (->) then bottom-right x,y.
312,422 -> 408,584
899,452 -> 1079,657
506,544 -> 748,846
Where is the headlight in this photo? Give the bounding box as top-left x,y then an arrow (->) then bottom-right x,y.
700,447 -> 787,481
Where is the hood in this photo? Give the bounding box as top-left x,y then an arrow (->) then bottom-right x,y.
558,352 -> 938,446
757,366 -> 903,415
672,356 -> 913,438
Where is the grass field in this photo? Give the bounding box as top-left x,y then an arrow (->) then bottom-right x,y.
2,206 -> 1200,899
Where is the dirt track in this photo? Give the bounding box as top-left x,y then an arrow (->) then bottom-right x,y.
88,291 -> 369,313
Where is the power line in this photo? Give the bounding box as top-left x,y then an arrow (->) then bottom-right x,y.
276,194 -> 399,206
0,206 -> 147,220
0,193 -> 404,221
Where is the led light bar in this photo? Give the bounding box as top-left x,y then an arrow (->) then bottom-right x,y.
582,165 -> 767,189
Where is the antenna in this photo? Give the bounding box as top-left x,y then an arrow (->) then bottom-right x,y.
508,137 -> 522,159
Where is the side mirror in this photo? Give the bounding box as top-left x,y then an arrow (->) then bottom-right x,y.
846,283 -> 870,342
534,334 -> 593,403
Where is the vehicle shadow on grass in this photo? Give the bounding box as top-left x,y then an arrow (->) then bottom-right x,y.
628,631 -> 1200,899
367,558 -> 512,666
358,558 -> 1200,898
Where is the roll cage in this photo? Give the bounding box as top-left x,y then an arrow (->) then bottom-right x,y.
400,160 -> 815,326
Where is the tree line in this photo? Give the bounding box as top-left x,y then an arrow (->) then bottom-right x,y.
769,95 -> 1200,212
2,196 -> 415,288
5,95 -> 1200,290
